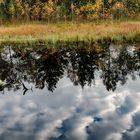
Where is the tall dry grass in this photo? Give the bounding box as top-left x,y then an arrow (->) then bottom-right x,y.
0,21 -> 140,44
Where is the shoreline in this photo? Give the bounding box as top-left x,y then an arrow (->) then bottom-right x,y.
0,21 -> 140,45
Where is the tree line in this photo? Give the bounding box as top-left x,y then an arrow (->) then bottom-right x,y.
0,0 -> 140,21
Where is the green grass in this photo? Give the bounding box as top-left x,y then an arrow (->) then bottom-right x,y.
0,20 -> 140,45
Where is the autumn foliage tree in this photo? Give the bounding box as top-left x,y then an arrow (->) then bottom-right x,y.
0,0 -> 139,21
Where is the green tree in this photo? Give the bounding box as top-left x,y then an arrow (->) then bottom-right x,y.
7,0 -> 15,19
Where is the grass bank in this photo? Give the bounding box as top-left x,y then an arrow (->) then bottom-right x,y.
0,21 -> 140,45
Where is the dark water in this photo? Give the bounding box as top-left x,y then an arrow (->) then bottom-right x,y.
0,43 -> 140,140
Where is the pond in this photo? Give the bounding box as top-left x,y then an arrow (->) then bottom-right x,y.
0,43 -> 140,140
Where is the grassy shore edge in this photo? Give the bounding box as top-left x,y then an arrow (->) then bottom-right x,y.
0,21 -> 140,45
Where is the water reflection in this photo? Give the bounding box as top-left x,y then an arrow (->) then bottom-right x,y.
0,43 -> 140,140
0,44 -> 140,93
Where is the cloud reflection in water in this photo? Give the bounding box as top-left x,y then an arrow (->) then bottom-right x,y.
0,44 -> 140,140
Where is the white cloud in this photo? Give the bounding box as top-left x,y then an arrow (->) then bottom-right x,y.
0,75 -> 140,140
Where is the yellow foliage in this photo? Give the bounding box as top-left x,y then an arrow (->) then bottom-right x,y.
41,0 -> 57,20
113,2 -> 124,10
80,0 -> 102,13
0,0 -> 3,4
44,0 -> 56,15
77,0 -> 103,19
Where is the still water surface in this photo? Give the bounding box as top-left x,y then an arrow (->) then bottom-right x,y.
0,43 -> 140,140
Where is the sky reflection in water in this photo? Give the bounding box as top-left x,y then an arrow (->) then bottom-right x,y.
0,43 -> 140,140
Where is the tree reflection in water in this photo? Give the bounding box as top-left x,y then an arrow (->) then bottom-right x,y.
0,43 -> 140,94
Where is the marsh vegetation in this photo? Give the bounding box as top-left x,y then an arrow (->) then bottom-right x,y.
0,0 -> 140,44
0,21 -> 140,44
